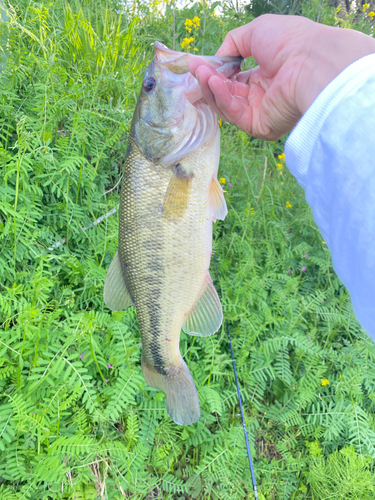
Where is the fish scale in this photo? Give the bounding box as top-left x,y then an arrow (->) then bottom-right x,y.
119,134 -> 215,368
104,42 -> 242,425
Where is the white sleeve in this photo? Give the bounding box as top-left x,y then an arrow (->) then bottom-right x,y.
285,54 -> 375,340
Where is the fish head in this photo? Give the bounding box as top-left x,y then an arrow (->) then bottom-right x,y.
133,42 -> 243,165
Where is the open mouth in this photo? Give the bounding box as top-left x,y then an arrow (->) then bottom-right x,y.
153,42 -> 243,81
153,42 -> 243,106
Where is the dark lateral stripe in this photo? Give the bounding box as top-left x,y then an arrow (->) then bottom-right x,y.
146,244 -> 167,375
119,137 -> 168,376
148,286 -> 167,375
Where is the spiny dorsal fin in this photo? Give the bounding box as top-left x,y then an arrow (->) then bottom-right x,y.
209,177 -> 228,221
182,274 -> 223,337
163,164 -> 193,220
103,251 -> 133,311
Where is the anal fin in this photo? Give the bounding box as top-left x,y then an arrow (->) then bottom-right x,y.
103,251 -> 133,311
209,177 -> 228,221
182,274 -> 223,337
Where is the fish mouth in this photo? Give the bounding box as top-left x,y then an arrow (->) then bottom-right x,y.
153,42 -> 243,79
142,43 -> 242,164
153,42 -> 243,105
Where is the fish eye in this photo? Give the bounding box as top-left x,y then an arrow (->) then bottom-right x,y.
143,77 -> 156,92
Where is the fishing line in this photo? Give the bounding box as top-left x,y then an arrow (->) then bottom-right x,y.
213,252 -> 259,500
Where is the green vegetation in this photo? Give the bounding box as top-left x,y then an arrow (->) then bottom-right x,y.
0,0 -> 375,498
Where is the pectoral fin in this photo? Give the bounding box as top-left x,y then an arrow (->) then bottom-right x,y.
163,165 -> 192,220
182,274 -> 223,336
209,177 -> 228,221
103,251 -> 133,311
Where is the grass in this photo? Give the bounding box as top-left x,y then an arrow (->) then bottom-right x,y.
0,0 -> 375,499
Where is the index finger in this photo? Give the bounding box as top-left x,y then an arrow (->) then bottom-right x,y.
188,56 -> 228,81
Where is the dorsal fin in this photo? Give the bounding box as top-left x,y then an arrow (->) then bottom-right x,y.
103,251 -> 133,311
182,274 -> 223,336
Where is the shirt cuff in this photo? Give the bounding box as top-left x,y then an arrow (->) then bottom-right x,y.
285,53 -> 375,184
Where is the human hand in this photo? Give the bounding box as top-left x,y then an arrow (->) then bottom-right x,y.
189,14 -> 375,140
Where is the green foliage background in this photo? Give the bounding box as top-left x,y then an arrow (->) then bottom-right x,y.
0,0 -> 375,498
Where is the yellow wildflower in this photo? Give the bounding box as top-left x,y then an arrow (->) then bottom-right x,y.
218,118 -> 222,128
368,10 -> 375,17
192,16 -> 200,26
276,163 -> 283,169
363,3 -> 370,9
278,152 -> 285,161
219,177 -> 226,184
184,19 -> 193,27
264,412 -> 267,415
281,182 -> 284,185
338,374 -> 342,380
322,241 -> 326,244
286,201 -> 292,208
193,47 -> 198,51
321,378 -> 329,386
181,37 -> 194,49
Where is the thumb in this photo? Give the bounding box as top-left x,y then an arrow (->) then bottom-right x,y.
215,19 -> 260,59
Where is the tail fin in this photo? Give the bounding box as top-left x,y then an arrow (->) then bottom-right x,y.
142,358 -> 200,426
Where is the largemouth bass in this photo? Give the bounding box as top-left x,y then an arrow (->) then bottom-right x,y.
104,43 -> 242,426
